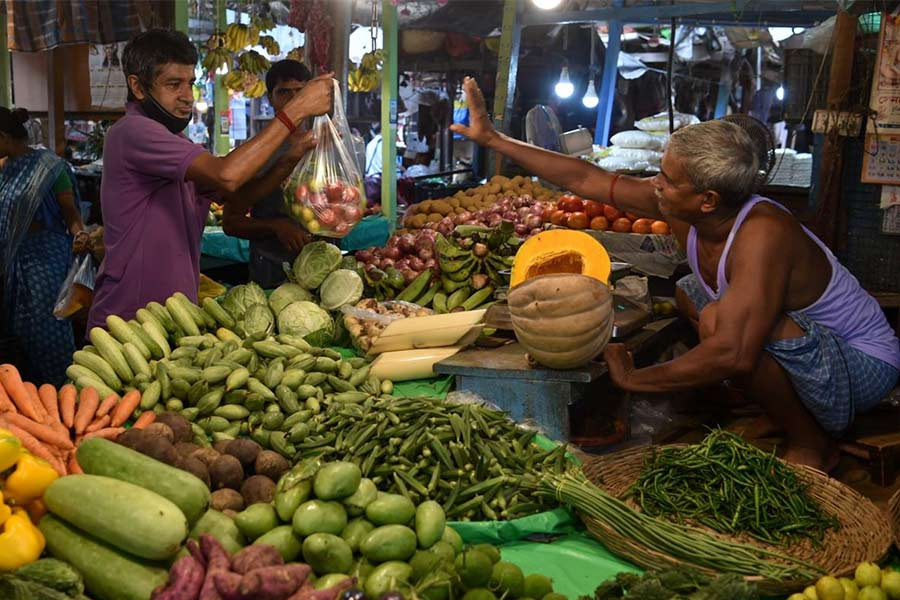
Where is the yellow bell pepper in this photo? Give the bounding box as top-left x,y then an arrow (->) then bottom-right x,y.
0,427 -> 22,472
0,493 -> 11,526
0,508 -> 45,570
3,453 -> 59,506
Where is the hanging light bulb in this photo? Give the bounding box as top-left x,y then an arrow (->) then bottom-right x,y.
582,78 -> 599,108
533,0 -> 562,8
555,66 -> 574,98
776,85 -> 785,101
215,62 -> 229,76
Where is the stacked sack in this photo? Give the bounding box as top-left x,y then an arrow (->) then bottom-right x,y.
590,111 -> 700,174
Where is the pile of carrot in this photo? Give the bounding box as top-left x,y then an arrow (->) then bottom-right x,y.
0,363 -> 156,475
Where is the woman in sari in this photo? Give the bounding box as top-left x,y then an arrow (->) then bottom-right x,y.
0,108 -> 86,385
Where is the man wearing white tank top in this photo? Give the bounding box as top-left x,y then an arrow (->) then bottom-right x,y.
451,77 -> 899,472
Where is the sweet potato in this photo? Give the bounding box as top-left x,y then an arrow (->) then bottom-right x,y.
199,534 -> 231,600
212,572 -> 243,600
230,544 -> 283,575
186,539 -> 207,570
151,554 -> 206,600
238,564 -> 312,600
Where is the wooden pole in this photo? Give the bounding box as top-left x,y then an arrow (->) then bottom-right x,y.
46,48 -> 64,155
0,6 -> 10,107
491,0 -> 522,176
213,0 -> 230,156
811,8 -> 857,249
381,0 -> 398,230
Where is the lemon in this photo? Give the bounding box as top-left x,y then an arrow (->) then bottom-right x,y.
858,564 -> 884,588
816,576 -> 846,600
805,585 -> 820,600
789,595 -> 812,600
881,571 -> 900,600
859,586 -> 887,600
842,578 -> 860,600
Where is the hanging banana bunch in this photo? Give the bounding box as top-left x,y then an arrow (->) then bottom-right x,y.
259,35 -> 281,56
223,70 -> 245,91
203,46 -> 232,73
225,24 -> 255,51
239,50 -> 270,75
348,50 -> 384,93
242,71 -> 266,98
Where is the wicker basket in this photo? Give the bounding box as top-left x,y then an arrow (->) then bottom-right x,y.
889,488 -> 900,551
580,445 -> 892,595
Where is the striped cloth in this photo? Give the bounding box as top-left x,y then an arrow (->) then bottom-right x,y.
5,0 -> 145,52
678,274 -> 899,433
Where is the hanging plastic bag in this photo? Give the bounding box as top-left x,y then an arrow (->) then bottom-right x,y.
53,254 -> 96,319
282,80 -> 365,238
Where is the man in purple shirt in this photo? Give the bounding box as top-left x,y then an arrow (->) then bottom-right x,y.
88,29 -> 330,331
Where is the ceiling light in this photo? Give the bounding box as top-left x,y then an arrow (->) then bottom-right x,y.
555,66 -> 574,99
533,0 -> 562,9
582,78 -> 599,108
776,85 -> 785,101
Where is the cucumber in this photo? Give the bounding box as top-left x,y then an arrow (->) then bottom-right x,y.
89,327 -> 134,383
173,292 -> 216,330
76,438 -> 209,525
74,376 -> 118,401
127,319 -> 164,359
44,474 -> 188,560
40,515 -> 168,600
146,301 -> 178,334
106,315 -> 151,359
166,296 -> 201,337
122,342 -> 151,378
72,350 -> 122,391
202,297 -> 235,329
141,320 -> 171,358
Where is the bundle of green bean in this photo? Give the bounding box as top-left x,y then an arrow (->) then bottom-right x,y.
529,470 -> 824,582
628,430 -> 839,546
296,396 -> 571,521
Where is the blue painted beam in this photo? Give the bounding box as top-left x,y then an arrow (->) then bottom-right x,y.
714,69 -> 732,118
594,4 -> 623,146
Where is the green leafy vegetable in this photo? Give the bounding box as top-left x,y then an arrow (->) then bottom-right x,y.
276,300 -> 334,346
269,283 -> 314,316
319,269 -> 364,310
292,241 -> 342,290
243,303 -> 275,337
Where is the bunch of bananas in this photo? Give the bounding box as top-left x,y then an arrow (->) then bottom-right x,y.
202,46 -> 232,73
238,50 -> 270,74
287,47 -> 304,62
348,51 -> 384,93
259,35 -> 281,56
224,23 -> 259,52
434,227 -> 515,299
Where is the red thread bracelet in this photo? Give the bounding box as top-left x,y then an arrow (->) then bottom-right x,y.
275,111 -> 297,135
609,174 -> 622,206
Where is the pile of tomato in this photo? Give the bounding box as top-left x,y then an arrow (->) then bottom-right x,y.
542,194 -> 670,235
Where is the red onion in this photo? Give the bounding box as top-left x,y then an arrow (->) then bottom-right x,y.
402,269 -> 418,285
415,236 -> 434,252
524,215 -> 542,229
529,204 -> 544,216
530,228 -> 543,237
418,248 -> 434,261
517,206 -> 532,220
355,249 -> 374,263
520,193 -> 533,204
408,257 -> 425,271
395,258 -> 409,270
383,247 -> 402,260
502,211 -> 517,221
487,214 -> 503,227
380,258 -> 395,268
515,223 -> 529,236
398,234 -> 416,254
365,264 -> 383,280
424,258 -> 437,269
464,220 -> 480,226
457,211 -> 472,222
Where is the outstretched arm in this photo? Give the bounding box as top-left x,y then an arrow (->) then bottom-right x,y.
450,77 -> 661,219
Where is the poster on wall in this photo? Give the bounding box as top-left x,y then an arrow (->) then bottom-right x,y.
863,12 -> 900,183
89,43 -> 129,109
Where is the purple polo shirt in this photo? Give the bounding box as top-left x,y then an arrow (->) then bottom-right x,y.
87,102 -> 217,332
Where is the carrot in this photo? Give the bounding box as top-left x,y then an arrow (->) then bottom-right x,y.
83,427 -> 125,440
96,394 -> 119,418
2,412 -> 73,450
85,415 -> 110,433
59,384 -> 77,428
74,387 -> 100,434
67,450 -> 83,474
24,382 -> 49,424
0,365 -> 42,422
111,389 -> 141,427
38,384 -> 61,424
0,383 -> 16,414
132,411 -> 157,429
2,422 -> 66,474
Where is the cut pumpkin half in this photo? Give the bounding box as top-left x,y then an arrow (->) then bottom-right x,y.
510,229 -> 611,288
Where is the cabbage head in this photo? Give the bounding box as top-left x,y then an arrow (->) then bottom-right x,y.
244,281 -> 268,306
222,281 -> 269,320
319,269 -> 364,311
243,303 -> 275,338
292,241 -> 342,290
269,282 -> 314,316
277,300 -> 334,347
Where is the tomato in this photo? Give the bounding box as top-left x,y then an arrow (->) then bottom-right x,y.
603,204 -> 623,221
566,211 -> 590,230
650,220 -> 671,235
550,210 -> 568,226
584,201 -> 605,219
325,182 -> 344,204
342,205 -> 363,223
631,218 -> 654,234
589,216 -> 609,230
294,184 -> 309,203
341,185 -> 361,204
625,212 -> 639,221
612,217 -> 632,233
557,194 -> 584,213
318,208 -> 337,227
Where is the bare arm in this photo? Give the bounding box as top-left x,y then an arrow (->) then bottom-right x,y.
186,75 -> 333,194
450,77 -> 660,217
604,215 -> 792,391
56,190 -> 85,237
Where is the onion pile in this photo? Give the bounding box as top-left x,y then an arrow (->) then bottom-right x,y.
355,229 -> 439,285
413,194 -> 549,239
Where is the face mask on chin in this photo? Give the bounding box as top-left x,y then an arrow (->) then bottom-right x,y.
140,92 -> 191,134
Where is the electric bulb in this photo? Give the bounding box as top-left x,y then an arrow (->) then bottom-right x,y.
582,79 -> 599,108
532,0 -> 561,8
776,85 -> 785,101
554,66 -> 574,99
196,99 -> 209,114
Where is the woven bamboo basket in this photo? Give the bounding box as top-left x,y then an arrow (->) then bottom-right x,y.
580,445 -> 892,595
889,487 -> 900,551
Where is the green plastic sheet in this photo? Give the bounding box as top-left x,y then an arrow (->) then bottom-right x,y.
339,215 -> 391,252
201,226 -> 250,263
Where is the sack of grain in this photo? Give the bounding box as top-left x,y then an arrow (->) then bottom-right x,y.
609,130 -> 668,151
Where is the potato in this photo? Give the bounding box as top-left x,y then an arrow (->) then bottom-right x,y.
448,197 -> 461,208
426,213 -> 442,223
225,439 -> 261,469
488,183 -> 501,194
211,488 -> 244,512
209,454 -> 244,490
191,447 -> 221,467
175,455 -> 211,488
419,200 -> 433,213
410,214 -> 428,228
241,475 -> 276,506
431,200 -> 452,215
254,450 -> 290,481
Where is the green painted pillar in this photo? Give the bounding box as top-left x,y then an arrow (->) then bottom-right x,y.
490,0 -> 522,176
213,0 -> 230,155
380,0 -> 398,229
0,5 -> 10,107
174,0 -> 189,33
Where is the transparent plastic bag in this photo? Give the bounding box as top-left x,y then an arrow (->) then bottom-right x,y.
340,300 -> 432,354
53,254 -> 96,319
282,80 -> 365,238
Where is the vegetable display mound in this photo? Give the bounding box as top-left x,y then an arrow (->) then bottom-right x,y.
628,430 -> 839,547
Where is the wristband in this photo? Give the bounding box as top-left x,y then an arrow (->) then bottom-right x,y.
275,111 -> 297,135
609,174 -> 622,206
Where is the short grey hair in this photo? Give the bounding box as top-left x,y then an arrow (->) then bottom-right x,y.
666,120 -> 761,206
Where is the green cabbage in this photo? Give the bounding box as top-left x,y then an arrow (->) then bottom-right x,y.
277,300 -> 334,346
222,282 -> 269,319
243,303 -> 275,337
292,241 -> 342,290
319,269 -> 364,310
269,282 -> 314,316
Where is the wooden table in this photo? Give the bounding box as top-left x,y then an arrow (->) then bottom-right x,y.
434,318 -> 687,444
